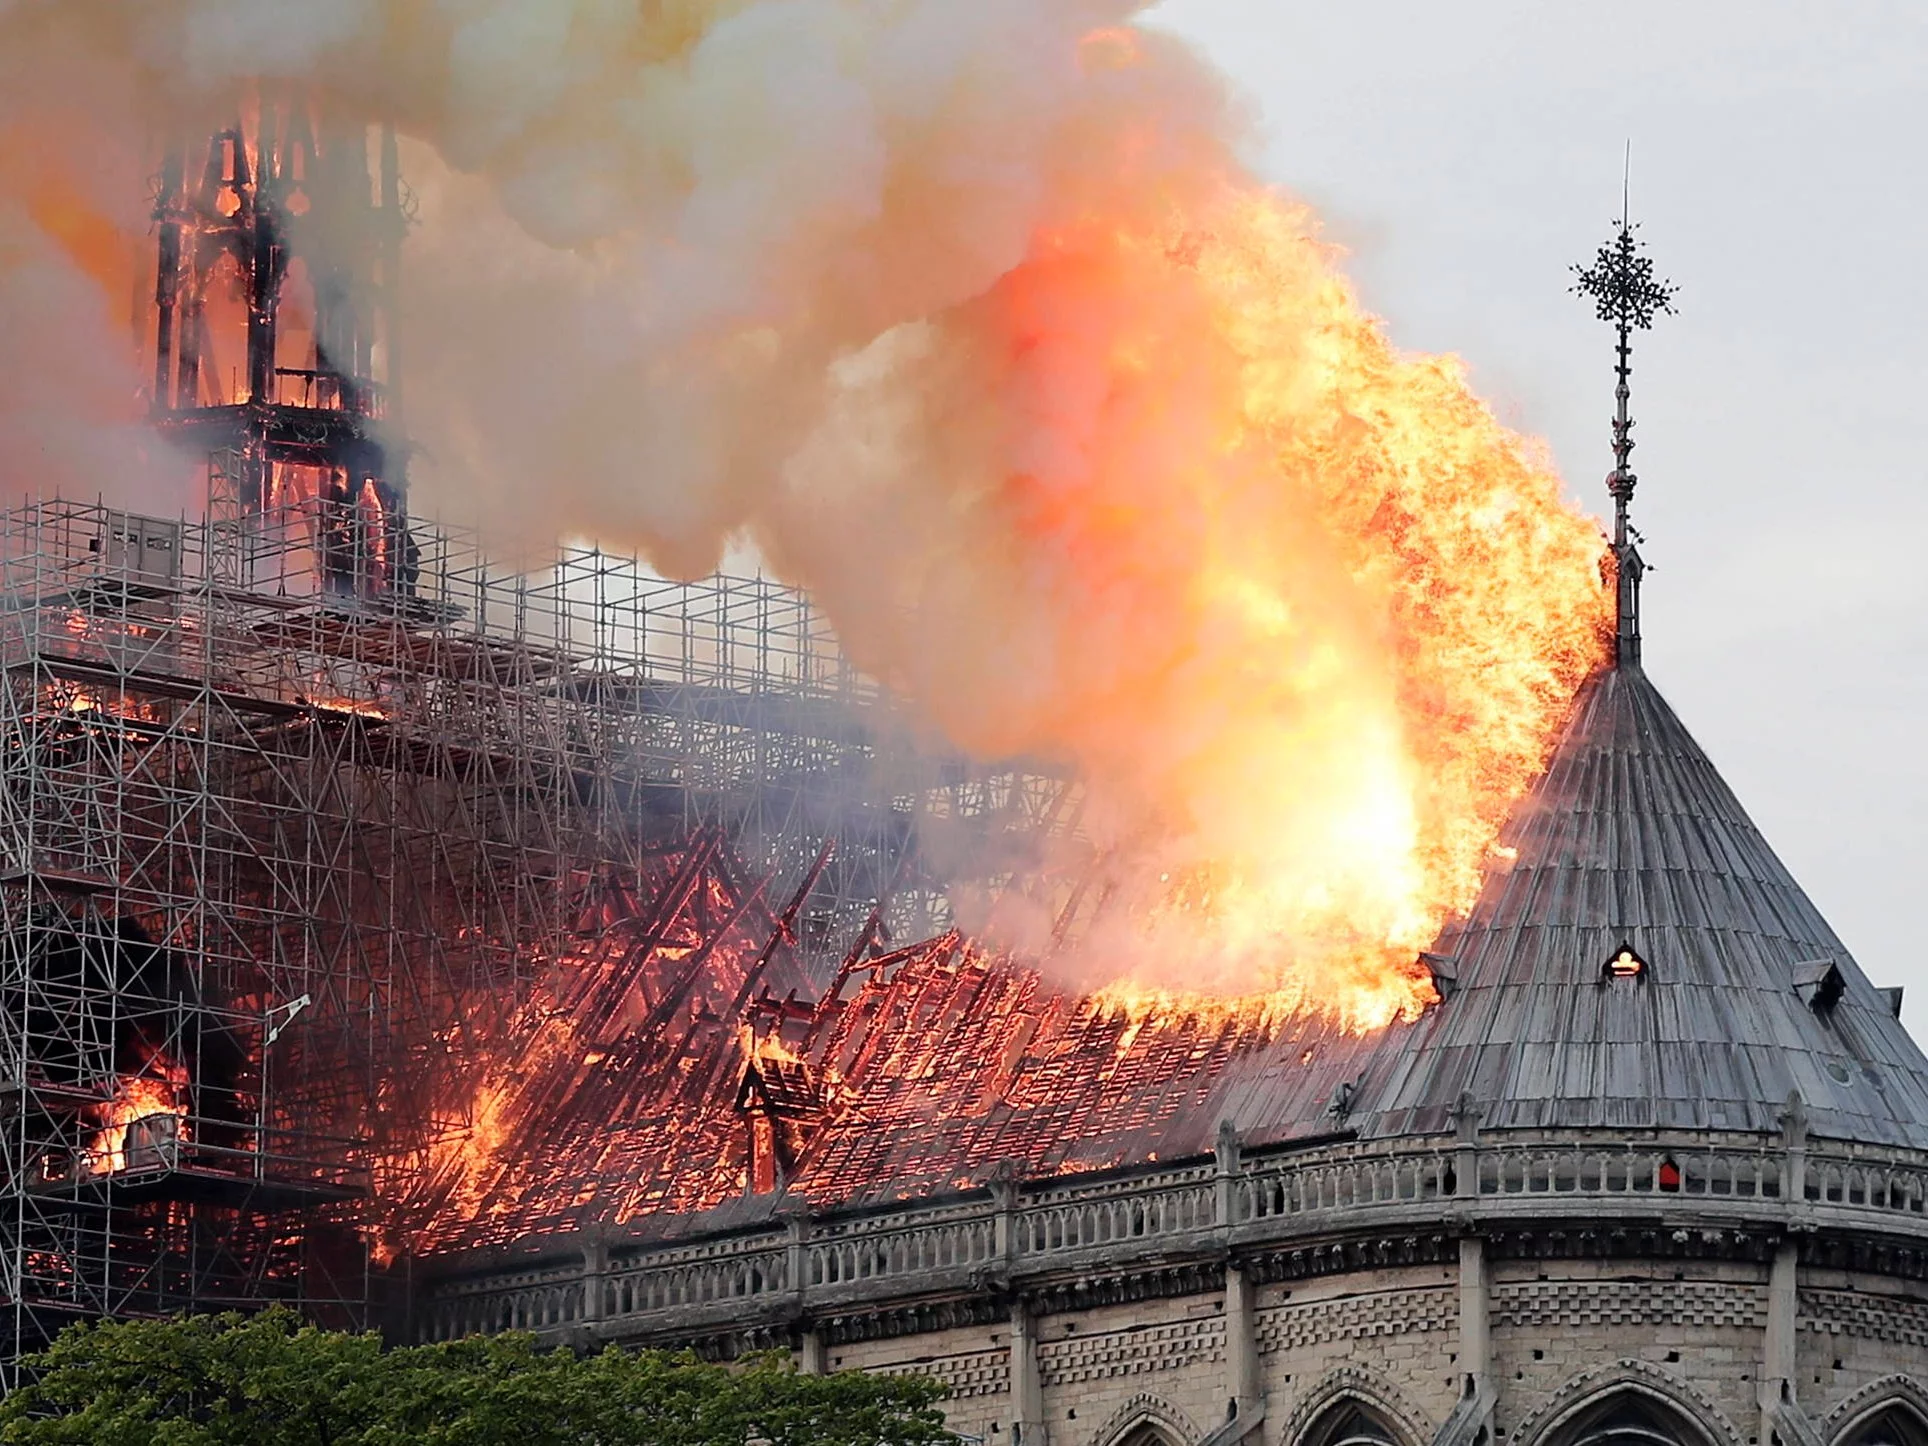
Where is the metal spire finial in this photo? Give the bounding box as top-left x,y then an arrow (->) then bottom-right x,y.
1571,152 -> 1676,668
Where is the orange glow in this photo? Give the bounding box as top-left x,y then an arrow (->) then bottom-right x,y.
889,188 -> 1610,1028
312,696 -> 388,721
0,130 -> 138,301
360,480 -> 391,589
744,1025 -> 801,1066
84,1058 -> 189,1176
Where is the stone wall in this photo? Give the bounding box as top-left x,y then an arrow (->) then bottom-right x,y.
415,1126 -> 1928,1446
802,1253 -> 1928,1446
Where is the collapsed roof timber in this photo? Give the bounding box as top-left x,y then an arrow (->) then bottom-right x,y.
398,649 -> 1928,1266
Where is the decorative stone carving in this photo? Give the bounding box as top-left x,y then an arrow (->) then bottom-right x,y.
1275,1366 -> 1433,1446
1820,1375 -> 1928,1446
1088,1392 -> 1204,1446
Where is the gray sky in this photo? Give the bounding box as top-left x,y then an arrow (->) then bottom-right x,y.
1147,1 -> 1928,1030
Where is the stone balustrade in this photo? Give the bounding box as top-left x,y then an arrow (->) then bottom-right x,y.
414,1128 -> 1928,1345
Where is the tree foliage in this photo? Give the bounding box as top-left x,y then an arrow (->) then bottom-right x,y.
0,1309 -> 951,1446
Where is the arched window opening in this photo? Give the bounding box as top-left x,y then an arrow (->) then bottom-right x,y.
1114,1423 -> 1183,1446
1544,1392 -> 1712,1446
1299,1400 -> 1405,1446
1838,1403 -> 1928,1446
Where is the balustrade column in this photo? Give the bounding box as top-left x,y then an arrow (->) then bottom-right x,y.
1451,1091 -> 1482,1201
1780,1089 -> 1809,1202
785,1211 -> 809,1303
580,1239 -> 608,1326
1215,1120 -> 1242,1227
993,1163 -> 1020,1273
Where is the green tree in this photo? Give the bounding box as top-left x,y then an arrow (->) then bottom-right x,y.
0,1309 -> 951,1446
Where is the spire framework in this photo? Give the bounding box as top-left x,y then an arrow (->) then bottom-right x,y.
1572,207 -> 1676,667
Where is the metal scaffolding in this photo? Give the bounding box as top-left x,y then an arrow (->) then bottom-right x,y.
0,482 -> 1079,1375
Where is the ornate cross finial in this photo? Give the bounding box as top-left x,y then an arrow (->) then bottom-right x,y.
1571,161 -> 1677,669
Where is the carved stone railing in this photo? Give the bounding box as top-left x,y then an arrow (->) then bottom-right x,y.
413,1128 -> 1928,1345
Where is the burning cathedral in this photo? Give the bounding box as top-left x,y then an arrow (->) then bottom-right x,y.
3,85 -> 1928,1446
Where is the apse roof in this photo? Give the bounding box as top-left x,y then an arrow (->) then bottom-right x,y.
1354,658 -> 1928,1148
771,648 -> 1928,1207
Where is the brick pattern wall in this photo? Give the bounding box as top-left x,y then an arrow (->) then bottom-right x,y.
1486,1263 -> 1765,1444
1028,1300 -> 1233,1446
1803,1290 -> 1928,1347
1796,1279 -> 1928,1419
1039,1317 -> 1226,1386
1258,1286 -> 1455,1352
869,1347 -> 1011,1400
1493,1279 -> 1768,1331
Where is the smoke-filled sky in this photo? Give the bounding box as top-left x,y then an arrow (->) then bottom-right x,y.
1144,1 -> 1928,1030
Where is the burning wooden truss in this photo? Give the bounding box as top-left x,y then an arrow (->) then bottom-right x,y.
0,492 -> 1077,1376
395,915 -> 1379,1267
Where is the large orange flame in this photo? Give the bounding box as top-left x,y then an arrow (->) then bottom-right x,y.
84,1058 -> 189,1176
801,184 -> 1610,1028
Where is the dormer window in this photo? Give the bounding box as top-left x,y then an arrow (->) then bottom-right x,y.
1793,959 -> 1847,1014
1604,942 -> 1647,981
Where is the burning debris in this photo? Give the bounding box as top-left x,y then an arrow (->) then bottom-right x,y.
390,893 -> 1422,1261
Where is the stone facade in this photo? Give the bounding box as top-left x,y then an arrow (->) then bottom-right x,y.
413,1115 -> 1928,1446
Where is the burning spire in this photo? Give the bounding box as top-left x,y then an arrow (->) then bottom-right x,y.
1571,159 -> 1678,668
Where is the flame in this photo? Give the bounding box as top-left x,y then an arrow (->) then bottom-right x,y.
84,1058 -> 189,1176
807,188 -> 1609,1026
743,1025 -> 802,1067
311,696 -> 387,720
359,480 -> 391,589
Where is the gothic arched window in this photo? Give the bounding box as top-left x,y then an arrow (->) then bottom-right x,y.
1542,1392 -> 1714,1446
1836,1403 -> 1928,1446
1298,1400 -> 1407,1446
1113,1421 -> 1184,1446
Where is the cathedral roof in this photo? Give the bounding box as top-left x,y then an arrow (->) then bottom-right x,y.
1356,659 -> 1928,1148
417,657 -> 1928,1260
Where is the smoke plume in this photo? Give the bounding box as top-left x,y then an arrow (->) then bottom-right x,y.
0,1 -> 1610,1023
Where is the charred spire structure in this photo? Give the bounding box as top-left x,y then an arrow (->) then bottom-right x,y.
150,102 -> 412,597
1572,189 -> 1677,667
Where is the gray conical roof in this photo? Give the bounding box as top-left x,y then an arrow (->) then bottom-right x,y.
1363,660 -> 1928,1147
